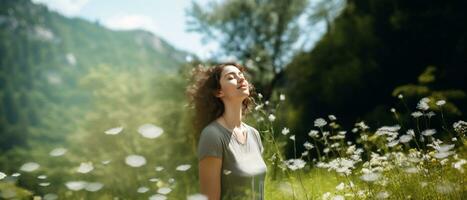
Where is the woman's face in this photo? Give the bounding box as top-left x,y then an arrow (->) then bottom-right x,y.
215,65 -> 250,100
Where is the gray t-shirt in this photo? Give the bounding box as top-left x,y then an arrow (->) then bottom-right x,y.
198,120 -> 267,200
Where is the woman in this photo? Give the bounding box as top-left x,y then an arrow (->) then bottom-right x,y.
186,63 -> 267,200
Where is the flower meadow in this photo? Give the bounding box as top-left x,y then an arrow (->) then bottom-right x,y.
255,94 -> 466,199
0,93 -> 465,200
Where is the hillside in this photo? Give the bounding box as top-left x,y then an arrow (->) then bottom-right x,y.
0,0 -> 190,152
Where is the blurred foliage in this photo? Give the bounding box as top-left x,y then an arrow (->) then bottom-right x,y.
284,0 -> 467,158
393,65 -> 466,116
0,0 -> 189,153
187,0 -> 346,100
0,0 -> 196,198
0,182 -> 32,199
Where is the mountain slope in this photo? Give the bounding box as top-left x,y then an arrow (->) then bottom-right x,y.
0,0 -> 190,152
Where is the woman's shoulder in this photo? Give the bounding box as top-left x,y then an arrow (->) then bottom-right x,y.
200,120 -> 224,139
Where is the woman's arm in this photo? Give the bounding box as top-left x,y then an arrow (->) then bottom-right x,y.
199,156 -> 222,200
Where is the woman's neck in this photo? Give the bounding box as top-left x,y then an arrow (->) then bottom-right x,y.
221,99 -> 243,128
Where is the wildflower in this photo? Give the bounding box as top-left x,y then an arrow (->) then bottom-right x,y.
346,145 -> 356,155
387,140 -> 399,147
436,100 -> 446,106
268,114 -> 276,122
428,142 -> 455,159
39,182 -> 50,187
43,194 -> 58,200
411,111 -> 423,118
279,94 -> 285,101
258,93 -> 263,99
187,193 -> 208,200
281,127 -> 290,135
376,191 -> 390,199
404,167 -> 418,174
330,135 -> 345,140
125,155 -> 146,167
425,111 -> 436,118
390,108 -> 396,113
49,148 -> 67,157
149,194 -> 167,200
0,172 -> 6,180
453,120 -> 467,135
265,101 -> 269,105
323,148 -> 330,154
333,195 -> 344,200
360,134 -> 368,141
257,116 -> 264,122
328,115 -> 337,121
314,118 -> 327,127
308,130 -> 319,138
453,159 -> 466,173
284,159 -> 306,171
330,143 -> 340,148
355,121 -> 369,130
65,181 -> 87,191
440,158 -> 449,165
407,129 -> 415,136
138,187 -> 149,193
304,142 -> 314,150
105,126 -> 123,135
155,166 -> 164,171
176,164 -> 191,171
399,135 -> 413,143
327,158 -> 356,175
336,182 -> 345,190
302,151 -> 309,156
420,182 -> 428,187
432,144 -> 455,152
398,94 -> 403,99
322,192 -> 331,200
157,187 -> 172,195
77,162 -> 94,174
421,129 -> 436,136
138,124 -> 164,139
434,151 -> 454,159
254,104 -> 263,111
417,97 -> 430,110
20,162 -> 40,172
360,172 -> 380,182
289,135 -> 295,141
85,182 -> 103,192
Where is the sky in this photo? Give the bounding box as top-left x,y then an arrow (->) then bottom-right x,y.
31,0 -> 325,61
31,0 -> 218,59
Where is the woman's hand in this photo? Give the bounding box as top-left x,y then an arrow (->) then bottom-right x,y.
199,156 -> 222,200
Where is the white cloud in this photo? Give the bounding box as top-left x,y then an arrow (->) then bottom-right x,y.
32,0 -> 90,17
102,14 -> 159,33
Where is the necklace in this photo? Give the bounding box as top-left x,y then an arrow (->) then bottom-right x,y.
221,116 -> 246,139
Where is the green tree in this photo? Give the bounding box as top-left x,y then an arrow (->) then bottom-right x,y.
187,0 -> 318,100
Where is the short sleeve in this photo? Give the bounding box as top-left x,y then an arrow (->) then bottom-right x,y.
197,127 -> 223,161
252,128 -> 264,154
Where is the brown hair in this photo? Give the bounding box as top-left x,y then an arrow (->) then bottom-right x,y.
186,62 -> 256,142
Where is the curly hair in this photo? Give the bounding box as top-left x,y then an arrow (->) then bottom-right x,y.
186,62 -> 256,142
